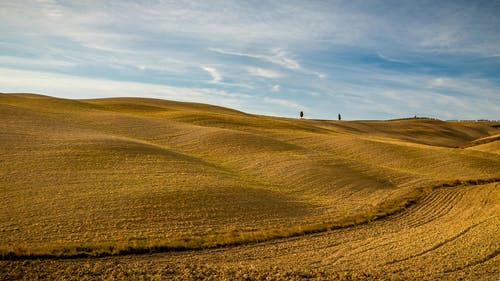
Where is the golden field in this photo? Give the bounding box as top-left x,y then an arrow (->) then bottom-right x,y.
1,93 -> 499,280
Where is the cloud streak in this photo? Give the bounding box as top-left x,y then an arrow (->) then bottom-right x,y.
201,66 -> 222,83
246,67 -> 281,79
210,48 -> 300,70
0,67 -> 252,110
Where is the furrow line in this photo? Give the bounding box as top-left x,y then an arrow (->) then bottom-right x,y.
396,190 -> 462,228
384,220 -> 486,266
444,249 -> 500,273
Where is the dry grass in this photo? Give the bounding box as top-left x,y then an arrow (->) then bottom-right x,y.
1,93 -> 500,279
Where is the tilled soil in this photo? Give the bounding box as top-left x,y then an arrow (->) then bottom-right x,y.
2,183 -> 499,280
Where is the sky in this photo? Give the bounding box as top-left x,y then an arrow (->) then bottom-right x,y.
1,0 -> 500,120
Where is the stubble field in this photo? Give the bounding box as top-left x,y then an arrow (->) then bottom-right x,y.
1,93 -> 499,280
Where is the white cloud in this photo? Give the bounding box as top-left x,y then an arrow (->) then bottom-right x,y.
246,67 -> 281,78
201,66 -> 222,83
210,48 -> 300,71
317,73 -> 326,79
0,67 -> 246,106
325,73 -> 500,120
272,85 -> 281,92
430,77 -> 445,87
36,0 -> 64,19
211,48 -> 325,79
3,1 -> 500,58
426,76 -> 499,100
0,55 -> 76,68
376,52 -> 407,64
263,97 -> 303,111
269,48 -> 300,70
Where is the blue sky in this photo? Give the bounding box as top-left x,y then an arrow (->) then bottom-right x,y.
1,0 -> 499,120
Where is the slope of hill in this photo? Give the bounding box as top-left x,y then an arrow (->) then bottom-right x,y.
1,93 -> 499,279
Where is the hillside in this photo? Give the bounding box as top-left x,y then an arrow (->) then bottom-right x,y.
1,93 -> 499,279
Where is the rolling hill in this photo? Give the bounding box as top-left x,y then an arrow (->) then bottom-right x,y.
1,93 -> 499,279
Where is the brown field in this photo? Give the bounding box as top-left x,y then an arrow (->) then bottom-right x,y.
1,93 -> 499,280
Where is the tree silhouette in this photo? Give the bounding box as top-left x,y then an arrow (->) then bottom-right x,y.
300,111 -> 304,118
338,113 -> 341,121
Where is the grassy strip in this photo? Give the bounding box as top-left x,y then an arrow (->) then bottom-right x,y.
431,177 -> 500,188
2,177 -> 499,260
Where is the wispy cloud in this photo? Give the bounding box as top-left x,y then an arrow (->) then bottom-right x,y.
210,48 -> 327,79
246,67 -> 281,79
201,66 -> 222,83
37,0 -> 64,19
376,52 -> 407,64
263,97 -> 303,111
0,55 -> 76,68
268,48 -> 301,70
318,70 -> 500,120
272,85 -> 281,92
0,67 -> 251,109
210,48 -> 300,70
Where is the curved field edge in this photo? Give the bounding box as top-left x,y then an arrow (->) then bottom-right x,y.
2,177 -> 498,260
459,134 -> 500,148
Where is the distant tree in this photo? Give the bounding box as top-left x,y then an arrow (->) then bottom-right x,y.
338,113 -> 341,121
300,111 -> 304,118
